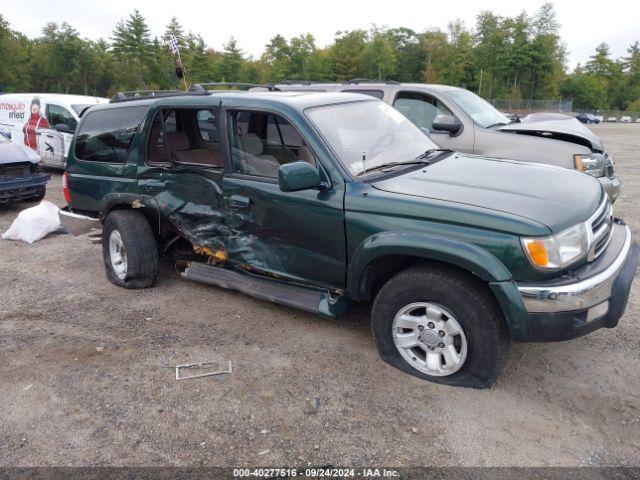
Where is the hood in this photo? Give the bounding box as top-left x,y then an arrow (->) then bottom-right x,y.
499,117 -> 603,152
0,142 -> 34,165
372,153 -> 603,233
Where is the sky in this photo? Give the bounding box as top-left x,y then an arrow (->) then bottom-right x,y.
3,0 -> 639,70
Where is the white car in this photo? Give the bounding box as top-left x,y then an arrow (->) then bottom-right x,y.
0,93 -> 108,168
636,118 -> 640,123
620,115 -> 632,123
606,116 -> 618,122
594,115 -> 604,123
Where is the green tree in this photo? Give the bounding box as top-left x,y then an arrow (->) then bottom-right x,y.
330,30 -> 367,80
218,37 -> 244,81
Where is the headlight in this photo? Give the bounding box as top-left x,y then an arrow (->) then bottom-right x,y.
574,153 -> 605,177
522,223 -> 589,270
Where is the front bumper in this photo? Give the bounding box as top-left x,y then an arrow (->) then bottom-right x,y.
599,174 -> 621,203
516,222 -> 639,341
0,173 -> 50,203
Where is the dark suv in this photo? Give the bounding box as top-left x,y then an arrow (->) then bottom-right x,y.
63,88 -> 639,388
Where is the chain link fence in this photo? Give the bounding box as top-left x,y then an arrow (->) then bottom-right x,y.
489,99 -> 573,113
489,98 -> 640,120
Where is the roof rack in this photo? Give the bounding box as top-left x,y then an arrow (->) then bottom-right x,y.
110,89 -> 199,103
278,80 -> 314,85
343,78 -> 400,85
189,82 -> 281,93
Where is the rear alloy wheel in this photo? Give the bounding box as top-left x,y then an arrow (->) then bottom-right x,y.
102,210 -> 158,289
108,229 -> 127,280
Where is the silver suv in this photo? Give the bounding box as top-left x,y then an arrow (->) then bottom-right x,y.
271,81 -> 621,202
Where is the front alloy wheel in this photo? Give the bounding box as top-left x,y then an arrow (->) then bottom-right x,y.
371,265 -> 510,388
392,302 -> 467,376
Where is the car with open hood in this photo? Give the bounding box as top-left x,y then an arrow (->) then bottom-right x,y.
63,87 -> 639,388
0,132 -> 50,204
269,81 -> 621,202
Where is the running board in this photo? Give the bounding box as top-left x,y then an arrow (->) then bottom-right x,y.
181,262 -> 349,319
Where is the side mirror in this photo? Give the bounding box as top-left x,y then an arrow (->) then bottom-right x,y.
432,115 -> 461,135
278,161 -> 322,192
0,130 -> 11,140
55,123 -> 73,133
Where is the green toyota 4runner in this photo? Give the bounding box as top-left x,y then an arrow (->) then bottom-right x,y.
64,87 -> 639,388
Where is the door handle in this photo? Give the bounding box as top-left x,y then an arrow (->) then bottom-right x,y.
145,180 -> 166,192
228,195 -> 250,209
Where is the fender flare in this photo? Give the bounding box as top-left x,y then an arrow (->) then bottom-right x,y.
347,231 -> 512,300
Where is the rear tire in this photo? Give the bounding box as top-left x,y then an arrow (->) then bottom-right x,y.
102,210 -> 158,289
371,265 -> 509,388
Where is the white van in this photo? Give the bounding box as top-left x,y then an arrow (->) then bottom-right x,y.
0,93 -> 108,168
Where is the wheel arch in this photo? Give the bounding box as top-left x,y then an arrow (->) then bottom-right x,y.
100,194 -> 159,236
347,231 -> 512,301
347,231 -> 529,340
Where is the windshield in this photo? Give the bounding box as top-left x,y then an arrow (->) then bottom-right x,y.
71,104 -> 93,116
446,89 -> 511,129
306,100 -> 437,176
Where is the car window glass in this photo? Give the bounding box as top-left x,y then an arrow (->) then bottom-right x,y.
147,108 -> 223,168
306,100 -> 436,176
342,89 -> 384,100
229,110 -> 316,178
46,104 -> 77,131
74,106 -> 148,163
197,110 -> 217,142
446,89 -> 510,128
147,111 -> 171,165
393,92 -> 453,132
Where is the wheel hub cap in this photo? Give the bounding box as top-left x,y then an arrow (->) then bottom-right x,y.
419,329 -> 440,348
392,302 -> 467,377
108,229 -> 127,280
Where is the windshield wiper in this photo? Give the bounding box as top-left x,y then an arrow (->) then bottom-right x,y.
357,160 -> 426,176
415,148 -> 455,160
486,122 -> 509,129
356,149 -> 454,176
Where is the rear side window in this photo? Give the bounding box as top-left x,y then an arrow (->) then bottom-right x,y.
342,89 -> 384,100
74,106 -> 148,162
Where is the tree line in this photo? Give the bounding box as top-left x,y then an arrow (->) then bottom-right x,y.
1,4 -> 639,112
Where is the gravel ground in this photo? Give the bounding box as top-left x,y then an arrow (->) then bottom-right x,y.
0,123 -> 639,467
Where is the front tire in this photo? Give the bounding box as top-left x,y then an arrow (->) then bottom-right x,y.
102,210 -> 158,289
371,265 -> 509,388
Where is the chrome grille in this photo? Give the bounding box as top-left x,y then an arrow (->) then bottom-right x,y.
587,198 -> 613,261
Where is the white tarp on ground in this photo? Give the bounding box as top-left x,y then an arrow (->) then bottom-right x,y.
2,200 -> 60,244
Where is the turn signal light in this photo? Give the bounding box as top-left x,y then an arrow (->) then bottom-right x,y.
525,240 -> 549,267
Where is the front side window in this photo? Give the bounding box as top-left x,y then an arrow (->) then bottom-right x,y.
306,100 -> 437,176
393,92 -> 453,133
228,110 -> 316,178
74,106 -> 148,162
446,89 -> 510,129
46,104 -> 77,131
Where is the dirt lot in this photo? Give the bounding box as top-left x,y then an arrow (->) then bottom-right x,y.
1,123 -> 639,467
